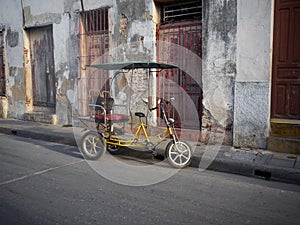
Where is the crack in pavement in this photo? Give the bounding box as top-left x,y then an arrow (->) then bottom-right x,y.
0,160 -> 85,186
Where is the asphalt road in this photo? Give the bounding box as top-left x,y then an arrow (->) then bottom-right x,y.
0,134 -> 299,225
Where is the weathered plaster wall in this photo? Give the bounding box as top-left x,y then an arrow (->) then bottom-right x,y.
23,0 -> 64,27
2,0 -> 156,124
53,12 -> 77,124
81,0 -> 155,115
202,0 -> 237,144
0,0 -> 26,119
112,0 -> 155,116
113,0 -> 155,61
81,0 -> 113,11
234,82 -> 269,148
236,0 -> 272,82
233,0 -> 272,148
22,0 -> 78,124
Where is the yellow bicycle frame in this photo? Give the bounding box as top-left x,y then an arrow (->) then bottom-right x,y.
105,121 -> 172,148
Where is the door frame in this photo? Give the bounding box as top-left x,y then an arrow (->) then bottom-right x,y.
156,20 -> 202,129
28,25 -> 56,110
271,0 -> 300,120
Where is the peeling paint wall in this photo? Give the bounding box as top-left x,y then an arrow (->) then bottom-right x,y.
202,0 -> 272,148
22,0 -> 78,124
23,0 -> 64,27
202,0 -> 237,144
234,0 -> 272,148
0,0 -> 26,119
1,0 -> 274,149
0,0 -> 78,124
113,0 -> 155,114
112,0 -> 155,61
52,12 -> 77,124
82,0 -> 155,115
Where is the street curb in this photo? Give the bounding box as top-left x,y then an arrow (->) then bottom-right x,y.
191,155 -> 300,185
1,126 -> 299,185
0,126 -> 77,147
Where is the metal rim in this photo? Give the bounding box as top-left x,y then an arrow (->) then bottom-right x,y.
168,141 -> 191,167
82,133 -> 104,157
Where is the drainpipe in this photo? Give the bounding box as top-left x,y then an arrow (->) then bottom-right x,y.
80,0 -> 85,12
79,0 -> 88,116
20,0 -> 25,28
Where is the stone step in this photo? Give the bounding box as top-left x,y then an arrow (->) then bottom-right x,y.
268,119 -> 300,154
267,136 -> 300,154
24,112 -> 57,125
270,120 -> 300,139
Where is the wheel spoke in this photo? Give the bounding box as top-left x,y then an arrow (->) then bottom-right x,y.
95,145 -> 102,150
87,138 -> 93,144
174,145 -> 181,153
173,154 -> 179,162
170,151 -> 178,155
181,154 -> 189,160
179,156 -> 182,164
182,149 -> 188,154
166,141 -> 192,168
91,146 -> 96,154
81,133 -> 106,160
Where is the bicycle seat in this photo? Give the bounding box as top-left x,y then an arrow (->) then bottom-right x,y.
95,114 -> 129,123
135,112 -> 145,118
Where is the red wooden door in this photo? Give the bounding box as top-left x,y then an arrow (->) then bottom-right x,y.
157,22 -> 202,129
271,0 -> 300,119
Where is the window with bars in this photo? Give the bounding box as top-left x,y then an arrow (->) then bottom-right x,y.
79,8 -> 109,63
0,31 -> 5,97
77,8 -> 110,105
161,0 -> 202,22
81,8 -> 109,34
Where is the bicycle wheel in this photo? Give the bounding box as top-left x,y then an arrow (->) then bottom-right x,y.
81,131 -> 106,160
166,140 -> 192,168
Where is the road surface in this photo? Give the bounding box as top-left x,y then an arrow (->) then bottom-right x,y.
0,134 -> 299,225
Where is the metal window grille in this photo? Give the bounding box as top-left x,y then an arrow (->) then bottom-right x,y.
157,21 -> 202,129
76,8 -> 110,117
162,0 -> 202,22
81,8 -> 109,63
82,8 -> 109,35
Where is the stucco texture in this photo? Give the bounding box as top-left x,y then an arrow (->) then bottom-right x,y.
233,82 -> 270,148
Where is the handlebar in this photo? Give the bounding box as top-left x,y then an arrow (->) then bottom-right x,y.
149,106 -> 158,111
149,97 -> 174,111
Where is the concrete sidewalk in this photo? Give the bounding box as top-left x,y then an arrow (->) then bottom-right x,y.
0,118 -> 299,185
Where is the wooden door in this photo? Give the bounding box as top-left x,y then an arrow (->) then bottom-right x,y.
29,26 -> 56,108
271,0 -> 300,119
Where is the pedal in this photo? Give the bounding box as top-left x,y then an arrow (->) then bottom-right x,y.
151,150 -> 158,156
146,142 -> 154,153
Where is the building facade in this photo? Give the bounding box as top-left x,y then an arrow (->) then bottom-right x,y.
0,0 -> 299,152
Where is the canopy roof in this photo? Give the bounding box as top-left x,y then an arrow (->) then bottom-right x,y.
86,61 -> 178,70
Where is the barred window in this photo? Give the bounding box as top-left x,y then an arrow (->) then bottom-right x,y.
77,8 -> 110,93
161,0 -> 202,22
81,8 -> 109,34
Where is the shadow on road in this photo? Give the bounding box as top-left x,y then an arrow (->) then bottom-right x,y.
7,134 -> 84,160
